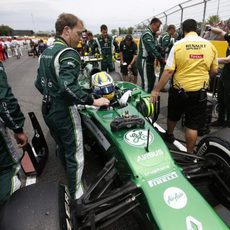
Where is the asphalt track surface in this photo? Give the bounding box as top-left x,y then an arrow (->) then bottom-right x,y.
3,48 -> 230,228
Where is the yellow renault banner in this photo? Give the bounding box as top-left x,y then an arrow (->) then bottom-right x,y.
210,40 -> 228,57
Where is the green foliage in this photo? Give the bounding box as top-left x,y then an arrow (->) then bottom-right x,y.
207,15 -> 221,25
0,24 -> 13,36
111,29 -> 118,35
117,27 -> 134,35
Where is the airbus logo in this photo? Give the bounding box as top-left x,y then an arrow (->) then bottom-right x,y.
137,149 -> 163,162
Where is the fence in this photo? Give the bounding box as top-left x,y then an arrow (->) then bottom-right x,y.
134,0 -> 230,32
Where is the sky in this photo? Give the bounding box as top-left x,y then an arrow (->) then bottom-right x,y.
0,0 -> 185,34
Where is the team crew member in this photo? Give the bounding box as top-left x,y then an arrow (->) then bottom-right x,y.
85,31 -> 99,56
209,27 -> 230,127
35,13 -> 110,200
158,24 -> 176,80
0,61 -> 28,204
151,19 -> 218,153
120,34 -> 138,84
96,24 -> 119,72
137,17 -> 164,93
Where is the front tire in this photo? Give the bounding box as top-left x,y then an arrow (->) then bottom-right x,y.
197,128 -> 230,208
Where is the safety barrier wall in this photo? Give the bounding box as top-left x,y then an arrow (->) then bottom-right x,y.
134,0 -> 230,32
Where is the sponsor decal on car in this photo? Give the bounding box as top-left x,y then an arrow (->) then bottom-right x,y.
148,171 -> 178,187
143,164 -> 170,177
163,187 -> 187,209
186,216 -> 203,230
137,149 -> 164,162
124,129 -> 154,147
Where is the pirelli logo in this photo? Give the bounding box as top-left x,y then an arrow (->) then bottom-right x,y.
189,54 -> 204,59
148,171 -> 178,188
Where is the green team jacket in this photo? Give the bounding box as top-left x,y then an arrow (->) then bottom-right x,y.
137,27 -> 162,63
96,35 -> 119,59
86,39 -> 99,55
35,36 -> 93,105
159,31 -> 173,56
0,61 -> 25,134
0,61 -> 25,171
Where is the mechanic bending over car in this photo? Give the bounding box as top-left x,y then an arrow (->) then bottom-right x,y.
151,19 -> 218,153
35,13 -> 110,200
0,61 -> 28,205
208,26 -> 230,128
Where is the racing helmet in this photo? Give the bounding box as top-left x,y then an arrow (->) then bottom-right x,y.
91,71 -> 115,100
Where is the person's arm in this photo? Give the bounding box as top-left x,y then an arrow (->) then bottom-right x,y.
218,55 -> 230,64
128,54 -> 137,69
150,69 -> 174,103
58,50 -> 94,105
142,33 -> 162,60
128,42 -> 137,69
58,50 -> 109,107
119,42 -> 124,64
0,62 -> 28,147
150,45 -> 176,103
208,26 -> 226,38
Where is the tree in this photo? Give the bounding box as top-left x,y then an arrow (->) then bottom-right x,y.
127,27 -> 134,34
111,29 -> 118,36
207,15 -> 221,25
0,25 -> 13,36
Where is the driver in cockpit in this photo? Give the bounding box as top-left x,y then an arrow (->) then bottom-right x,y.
91,71 -> 117,102
91,71 -> 141,109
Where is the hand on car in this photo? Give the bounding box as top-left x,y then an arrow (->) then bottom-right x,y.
93,98 -> 110,107
150,89 -> 159,104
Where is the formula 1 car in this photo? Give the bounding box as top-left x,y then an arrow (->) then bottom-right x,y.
0,72 -> 230,230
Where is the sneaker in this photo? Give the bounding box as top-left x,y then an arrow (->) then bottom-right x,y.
210,120 -> 225,127
160,131 -> 175,143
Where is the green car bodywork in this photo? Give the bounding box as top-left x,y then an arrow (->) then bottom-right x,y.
79,81 -> 228,230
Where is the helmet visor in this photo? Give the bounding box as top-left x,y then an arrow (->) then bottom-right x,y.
99,84 -> 114,95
